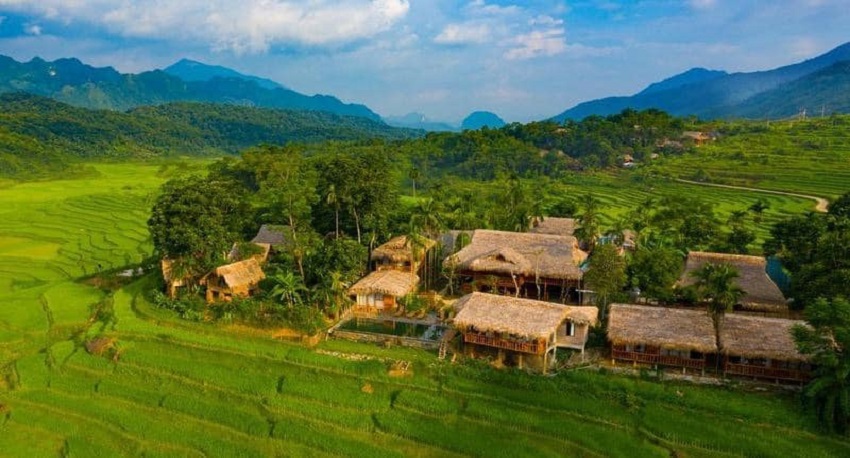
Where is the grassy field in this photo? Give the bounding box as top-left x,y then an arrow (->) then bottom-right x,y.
0,162 -> 847,457
645,116 -> 850,199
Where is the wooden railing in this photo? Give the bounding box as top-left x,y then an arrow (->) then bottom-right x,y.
725,363 -> 809,381
464,333 -> 544,354
612,349 -> 705,369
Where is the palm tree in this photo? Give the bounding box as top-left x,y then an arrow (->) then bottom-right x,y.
268,270 -> 307,308
690,262 -> 744,352
575,194 -> 601,252
411,198 -> 444,239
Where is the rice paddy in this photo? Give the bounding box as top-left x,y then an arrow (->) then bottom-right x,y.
0,161 -> 847,457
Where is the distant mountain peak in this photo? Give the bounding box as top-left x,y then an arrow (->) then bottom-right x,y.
461,111 -> 506,130
638,67 -> 728,96
164,58 -> 286,90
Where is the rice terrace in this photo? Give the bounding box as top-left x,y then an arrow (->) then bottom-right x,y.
0,158 -> 847,457
2,3 -> 850,457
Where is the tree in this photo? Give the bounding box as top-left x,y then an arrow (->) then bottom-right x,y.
690,262 -> 744,351
748,199 -> 770,224
268,269 -> 307,308
829,192 -> 850,218
793,297 -> 850,434
583,243 -> 626,319
148,176 -> 253,281
627,246 -> 683,303
575,194 -> 601,251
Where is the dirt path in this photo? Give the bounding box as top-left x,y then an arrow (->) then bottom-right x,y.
675,179 -> 829,213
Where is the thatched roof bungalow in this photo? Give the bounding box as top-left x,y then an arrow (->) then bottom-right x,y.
371,235 -> 436,272
608,304 -> 715,371
202,258 -> 266,303
677,252 -> 787,312
348,270 -> 419,311
446,230 -> 588,301
227,242 -> 271,264
453,292 -> 598,372
721,315 -> 810,381
529,217 -> 576,237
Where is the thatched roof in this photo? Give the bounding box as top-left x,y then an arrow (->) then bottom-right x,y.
453,292 -> 598,339
446,230 -> 587,280
251,224 -> 292,247
530,217 -> 576,237
161,258 -> 179,283
371,235 -> 436,263
227,242 -> 271,263
348,270 -> 419,297
607,304 -> 716,353
678,252 -> 787,311
210,258 -> 265,288
722,315 -> 808,361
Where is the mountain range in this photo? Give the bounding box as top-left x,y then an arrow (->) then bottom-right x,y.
0,55 -> 380,121
552,41 -> 850,121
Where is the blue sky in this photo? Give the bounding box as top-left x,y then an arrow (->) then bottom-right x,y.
0,0 -> 848,122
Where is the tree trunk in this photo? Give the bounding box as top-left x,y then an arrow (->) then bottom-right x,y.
334,206 -> 340,239
352,208 -> 361,244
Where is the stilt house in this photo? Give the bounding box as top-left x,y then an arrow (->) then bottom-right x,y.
202,258 -> 266,303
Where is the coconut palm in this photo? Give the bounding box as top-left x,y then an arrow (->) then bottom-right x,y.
575,194 -> 601,251
690,262 -> 744,351
268,270 -> 307,308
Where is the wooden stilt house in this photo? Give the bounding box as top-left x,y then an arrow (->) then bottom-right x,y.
721,315 -> 811,382
453,292 -> 598,373
348,270 -> 419,315
201,258 -> 266,303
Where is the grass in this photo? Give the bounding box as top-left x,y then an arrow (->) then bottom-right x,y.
0,160 -> 848,457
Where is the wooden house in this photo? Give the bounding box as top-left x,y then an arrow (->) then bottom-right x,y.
201,258 -> 266,303
227,242 -> 271,264
608,304 -> 716,372
721,315 -> 811,382
161,258 -> 188,299
370,235 -> 436,273
445,230 -> 588,302
348,270 -> 419,314
677,252 -> 787,314
453,292 -> 598,372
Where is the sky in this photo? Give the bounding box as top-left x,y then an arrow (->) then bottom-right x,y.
0,0 -> 848,123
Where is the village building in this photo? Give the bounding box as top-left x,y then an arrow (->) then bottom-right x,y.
722,314 -> 810,382
452,292 -> 598,373
201,258 -> 266,303
227,242 -> 271,264
529,217 -> 576,237
681,131 -> 712,146
445,229 -> 588,302
370,235 -> 436,274
161,258 -> 189,299
348,270 -> 419,315
677,252 -> 788,314
250,224 -> 293,252
608,304 -> 716,372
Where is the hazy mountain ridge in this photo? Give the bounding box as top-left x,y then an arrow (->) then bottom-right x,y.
552,42 -> 850,121
461,111 -> 506,130
0,55 -> 381,120
164,58 -> 286,90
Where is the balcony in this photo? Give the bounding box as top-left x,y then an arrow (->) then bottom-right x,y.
612,349 -> 705,369
725,363 -> 809,382
464,332 -> 545,354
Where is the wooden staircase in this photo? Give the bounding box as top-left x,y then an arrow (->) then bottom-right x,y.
438,328 -> 456,360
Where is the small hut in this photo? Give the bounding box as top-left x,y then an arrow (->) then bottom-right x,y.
370,235 -> 436,273
202,258 -> 266,303
608,304 -> 716,372
348,270 -> 419,314
445,230 -> 587,301
677,252 -> 787,313
529,217 -> 576,237
227,242 -> 271,264
161,258 -> 188,299
453,292 -> 598,372
251,224 -> 292,251
721,315 -> 811,382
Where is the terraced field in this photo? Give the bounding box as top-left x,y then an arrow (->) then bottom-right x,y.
1,162 -> 847,457
646,116 -> 850,199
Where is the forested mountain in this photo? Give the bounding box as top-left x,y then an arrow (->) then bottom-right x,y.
163,59 -> 285,90
552,41 -> 850,121
0,55 -> 380,120
0,93 -> 419,178
461,111 -> 506,130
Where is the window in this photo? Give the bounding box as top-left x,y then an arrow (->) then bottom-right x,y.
565,321 -> 575,337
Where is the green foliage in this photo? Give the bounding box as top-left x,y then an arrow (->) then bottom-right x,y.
689,262 -> 744,350
584,243 -> 627,310
794,297 -> 850,434
627,246 -> 684,302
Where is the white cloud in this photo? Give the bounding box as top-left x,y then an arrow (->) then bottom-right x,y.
25,23 -> 42,36
434,23 -> 492,44
0,0 -> 410,53
505,28 -> 567,60
790,36 -> 819,57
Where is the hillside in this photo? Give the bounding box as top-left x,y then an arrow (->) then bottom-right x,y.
0,93 -> 419,178
0,55 -> 380,120
552,42 -> 850,121
461,111 -> 506,130
163,58 -> 285,90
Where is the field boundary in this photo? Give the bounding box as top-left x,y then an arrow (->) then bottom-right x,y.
674,179 -> 829,213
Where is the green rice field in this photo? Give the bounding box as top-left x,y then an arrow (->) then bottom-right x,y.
647,117 -> 850,199
0,162 -> 847,457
